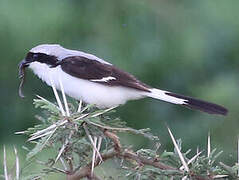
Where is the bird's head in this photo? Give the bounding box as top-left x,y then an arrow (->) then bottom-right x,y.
19,44 -> 64,69
18,44 -> 65,98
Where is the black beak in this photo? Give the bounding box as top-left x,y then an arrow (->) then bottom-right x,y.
19,59 -> 28,68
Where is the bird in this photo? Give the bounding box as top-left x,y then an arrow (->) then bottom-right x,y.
18,44 -> 228,115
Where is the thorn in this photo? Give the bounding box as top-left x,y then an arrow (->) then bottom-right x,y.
213,175 -> 229,178
238,135 -> 239,177
91,106 -> 117,118
91,137 -> 97,177
49,75 -> 66,116
208,131 -> 211,163
3,146 -> 8,180
77,100 -> 83,113
60,158 -> 68,171
182,176 -> 188,180
59,75 -> 70,116
96,137 -> 103,164
14,146 -> 20,180
180,151 -> 202,170
55,130 -> 73,163
167,126 -> 189,172
83,124 -> 103,162
28,120 -> 67,141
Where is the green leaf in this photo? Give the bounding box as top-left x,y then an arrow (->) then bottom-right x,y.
33,97 -> 60,115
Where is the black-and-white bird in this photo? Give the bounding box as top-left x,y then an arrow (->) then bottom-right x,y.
19,44 -> 228,115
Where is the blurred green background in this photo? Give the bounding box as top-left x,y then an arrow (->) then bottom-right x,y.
0,0 -> 238,179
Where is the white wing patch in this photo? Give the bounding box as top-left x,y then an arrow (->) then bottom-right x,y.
90,76 -> 116,82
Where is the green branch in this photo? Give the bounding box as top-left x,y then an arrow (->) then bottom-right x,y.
7,96 -> 238,179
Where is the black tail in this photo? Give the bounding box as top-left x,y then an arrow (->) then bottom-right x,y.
165,92 -> 228,115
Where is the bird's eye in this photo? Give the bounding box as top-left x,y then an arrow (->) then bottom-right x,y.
33,54 -> 39,59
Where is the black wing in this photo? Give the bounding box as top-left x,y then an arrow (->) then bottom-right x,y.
58,56 -> 151,92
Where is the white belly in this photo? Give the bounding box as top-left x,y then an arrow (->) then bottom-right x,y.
29,62 -> 144,108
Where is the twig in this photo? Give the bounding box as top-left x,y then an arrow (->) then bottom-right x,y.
104,130 -> 121,152
86,120 -> 133,132
67,131 -> 180,180
51,166 -> 68,174
67,147 -> 180,180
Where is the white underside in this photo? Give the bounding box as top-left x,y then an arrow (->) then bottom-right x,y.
29,62 -> 187,108
29,62 -> 145,108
